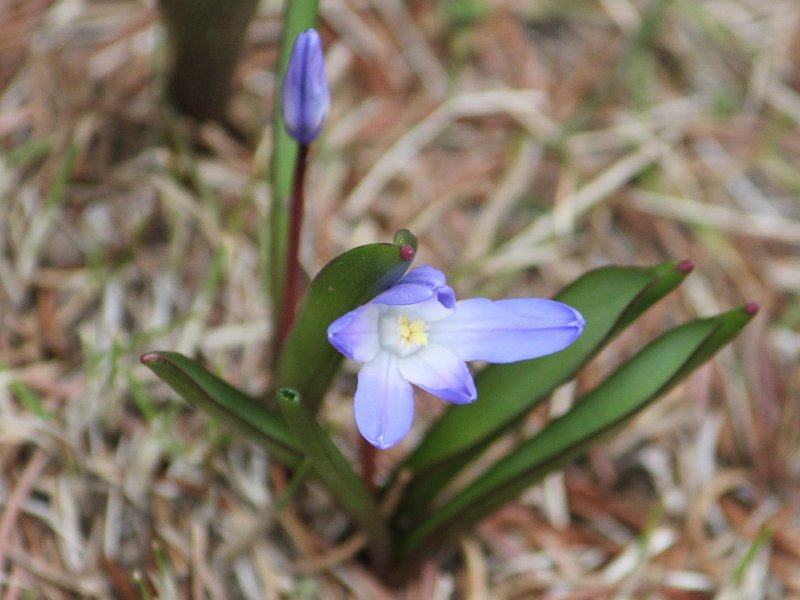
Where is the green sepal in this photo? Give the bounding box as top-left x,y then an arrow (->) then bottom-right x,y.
395,305 -> 756,561
141,351 -> 301,466
393,260 -> 690,516
276,388 -> 392,568
274,231 -> 416,412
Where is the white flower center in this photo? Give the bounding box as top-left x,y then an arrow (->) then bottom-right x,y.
379,310 -> 429,357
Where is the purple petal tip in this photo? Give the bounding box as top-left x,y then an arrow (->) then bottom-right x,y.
676,259 -> 694,273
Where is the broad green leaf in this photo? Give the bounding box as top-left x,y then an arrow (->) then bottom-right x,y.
141,351 -> 301,466
275,230 -> 417,412
395,305 -> 756,561
267,0 -> 320,334
277,388 -> 392,568
392,260 -> 691,516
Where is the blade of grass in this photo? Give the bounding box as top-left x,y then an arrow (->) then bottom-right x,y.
1,369 -> 53,421
556,0 -> 672,140
4,136 -> 52,169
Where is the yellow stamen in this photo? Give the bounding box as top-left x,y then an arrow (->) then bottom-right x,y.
397,315 -> 428,346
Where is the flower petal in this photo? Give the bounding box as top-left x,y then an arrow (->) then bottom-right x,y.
327,303 -> 381,362
404,295 -> 455,323
398,345 -> 476,404
354,352 -> 414,449
372,266 -> 456,309
429,298 -> 585,363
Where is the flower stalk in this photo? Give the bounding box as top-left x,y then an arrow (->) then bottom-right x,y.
275,29 -> 329,349
277,142 -> 309,347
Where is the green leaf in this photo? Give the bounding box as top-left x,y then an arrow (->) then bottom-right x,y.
274,231 -> 417,412
277,388 -> 392,568
394,305 -> 756,562
392,260 -> 691,516
141,351 -> 301,466
267,0 -> 321,333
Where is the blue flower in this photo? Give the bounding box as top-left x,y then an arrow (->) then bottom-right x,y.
328,266 -> 586,449
281,29 -> 330,143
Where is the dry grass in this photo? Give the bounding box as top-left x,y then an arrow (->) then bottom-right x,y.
1,0 -> 799,597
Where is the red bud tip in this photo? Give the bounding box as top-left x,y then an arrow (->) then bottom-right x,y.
140,353 -> 157,365
399,245 -> 415,261
744,302 -> 760,315
676,259 -> 694,273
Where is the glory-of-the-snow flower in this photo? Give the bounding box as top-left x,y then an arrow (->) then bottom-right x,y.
327,266 -> 586,449
281,29 -> 330,143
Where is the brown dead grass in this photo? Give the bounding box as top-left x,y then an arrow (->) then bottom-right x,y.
1,0 -> 799,597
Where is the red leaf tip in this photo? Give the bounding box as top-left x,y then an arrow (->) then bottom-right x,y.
399,245 -> 415,261
676,259 -> 694,273
140,352 -> 158,365
744,302 -> 760,315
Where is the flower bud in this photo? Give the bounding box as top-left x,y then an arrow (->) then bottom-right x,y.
281,29 -> 330,143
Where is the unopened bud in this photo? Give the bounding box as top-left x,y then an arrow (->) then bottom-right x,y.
281,29 -> 330,143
